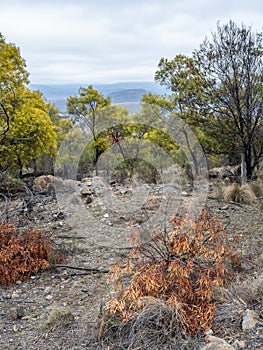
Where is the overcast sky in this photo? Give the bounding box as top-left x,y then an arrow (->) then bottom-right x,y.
1,0 -> 263,84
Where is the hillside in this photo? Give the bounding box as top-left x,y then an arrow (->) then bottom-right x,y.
29,81 -> 168,113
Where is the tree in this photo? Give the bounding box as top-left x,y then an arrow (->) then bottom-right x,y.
194,20 -> 263,179
77,104 -> 131,178
67,85 -> 111,175
0,33 -> 29,144
0,88 -> 57,176
142,56 -> 212,175
0,34 -> 58,176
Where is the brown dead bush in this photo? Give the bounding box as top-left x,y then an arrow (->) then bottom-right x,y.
0,222 -> 63,285
103,209 -> 237,343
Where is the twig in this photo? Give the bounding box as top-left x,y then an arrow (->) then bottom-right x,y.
51,264 -> 109,274
56,236 -> 87,239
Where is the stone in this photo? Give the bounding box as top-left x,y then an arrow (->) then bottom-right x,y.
10,307 -> 25,320
85,196 -> 93,204
201,335 -> 236,350
81,178 -> 93,186
33,175 -> 54,189
232,340 -> 246,349
11,291 -> 20,299
181,190 -> 191,196
81,188 -> 93,196
242,309 -> 260,330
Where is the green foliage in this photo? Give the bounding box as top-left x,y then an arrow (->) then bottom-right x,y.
0,33 -> 29,91
0,34 -> 58,175
112,158 -> 160,184
47,102 -> 60,126
194,20 -> 263,177
67,85 -> 110,134
0,88 -> 57,175
56,118 -> 73,145
145,22 -> 263,177
56,127 -> 86,177
67,85 -> 112,175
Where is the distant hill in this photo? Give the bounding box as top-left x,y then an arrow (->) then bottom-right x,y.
108,89 -> 147,103
29,81 -> 169,113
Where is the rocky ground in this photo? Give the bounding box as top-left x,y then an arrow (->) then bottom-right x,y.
0,176 -> 262,349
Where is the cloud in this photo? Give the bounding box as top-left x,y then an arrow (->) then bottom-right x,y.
1,0 -> 263,84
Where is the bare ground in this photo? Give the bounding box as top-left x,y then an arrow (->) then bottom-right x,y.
0,185 -> 262,350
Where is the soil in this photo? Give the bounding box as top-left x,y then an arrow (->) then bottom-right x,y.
0,181 -> 262,350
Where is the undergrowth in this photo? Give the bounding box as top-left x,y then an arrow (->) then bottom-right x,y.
0,222 -> 63,285
223,183 -> 257,204
102,209 -> 239,347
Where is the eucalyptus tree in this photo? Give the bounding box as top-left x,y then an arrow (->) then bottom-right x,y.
67,85 -> 111,175
194,20 -> 263,179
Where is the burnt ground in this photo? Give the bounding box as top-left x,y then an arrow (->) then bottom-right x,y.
0,181 -> 262,350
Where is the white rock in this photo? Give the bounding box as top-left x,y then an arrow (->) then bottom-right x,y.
233,340 -> 246,349
11,292 -> 20,299
181,190 -> 191,196
242,309 -> 260,330
201,335 -> 235,350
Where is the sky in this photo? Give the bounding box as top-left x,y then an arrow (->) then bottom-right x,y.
1,0 -> 263,85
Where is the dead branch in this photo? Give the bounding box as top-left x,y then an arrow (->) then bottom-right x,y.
51,264 -> 109,274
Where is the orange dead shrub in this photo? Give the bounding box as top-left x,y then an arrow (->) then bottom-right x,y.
0,222 -> 62,285
107,209 -> 238,334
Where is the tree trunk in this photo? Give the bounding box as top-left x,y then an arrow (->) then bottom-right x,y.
241,153 -> 247,186
94,147 -> 99,176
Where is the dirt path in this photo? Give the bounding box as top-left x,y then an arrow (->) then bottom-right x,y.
0,188 -> 262,349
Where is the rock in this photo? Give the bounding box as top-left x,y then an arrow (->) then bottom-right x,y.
242,309 -> 260,330
11,291 -> 20,299
219,205 -> 229,210
201,335 -> 235,350
85,196 -> 93,204
232,340 -> 246,349
45,295 -> 53,301
10,307 -> 25,320
12,324 -> 19,332
33,175 -> 54,189
81,188 -> 93,197
81,178 -> 93,186
181,190 -> 191,196
209,165 -> 239,179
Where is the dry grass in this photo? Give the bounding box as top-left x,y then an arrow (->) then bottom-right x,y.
223,184 -> 257,204
229,274 -> 263,306
41,308 -> 75,331
250,179 -> 263,198
99,298 -> 201,349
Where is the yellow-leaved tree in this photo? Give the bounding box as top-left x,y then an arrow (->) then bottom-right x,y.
0,87 -> 57,176
0,34 -> 57,176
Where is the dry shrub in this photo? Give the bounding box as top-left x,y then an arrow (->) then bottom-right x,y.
0,222 -> 63,285
230,274 -> 263,306
100,299 -> 201,349
250,179 -> 263,198
103,209 -> 237,343
223,183 -> 257,204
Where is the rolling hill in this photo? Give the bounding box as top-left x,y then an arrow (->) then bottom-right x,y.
29,81 -> 168,114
